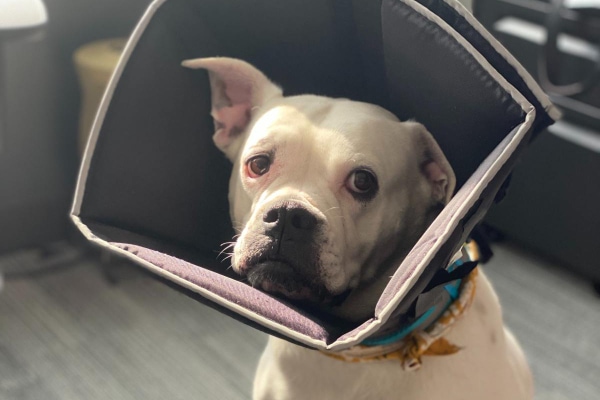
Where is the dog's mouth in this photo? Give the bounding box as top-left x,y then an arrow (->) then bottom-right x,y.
246,258 -> 324,302
244,256 -> 353,309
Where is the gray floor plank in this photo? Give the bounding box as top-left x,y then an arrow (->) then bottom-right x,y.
483,244 -> 600,400
0,261 -> 266,400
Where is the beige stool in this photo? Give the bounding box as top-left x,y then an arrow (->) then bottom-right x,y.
73,38 -> 126,156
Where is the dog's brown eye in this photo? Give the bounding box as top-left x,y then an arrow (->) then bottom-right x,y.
346,169 -> 378,200
247,155 -> 271,178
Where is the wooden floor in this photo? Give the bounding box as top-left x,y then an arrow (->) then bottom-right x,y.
0,242 -> 599,400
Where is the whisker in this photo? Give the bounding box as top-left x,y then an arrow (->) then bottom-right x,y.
231,221 -> 244,234
218,243 -> 235,251
324,206 -> 340,214
324,206 -> 345,221
217,243 -> 236,259
218,252 -> 234,261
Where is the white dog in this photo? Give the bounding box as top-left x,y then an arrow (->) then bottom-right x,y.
182,57 -> 533,400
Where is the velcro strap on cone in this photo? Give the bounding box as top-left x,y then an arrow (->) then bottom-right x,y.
413,261 -> 479,318
424,260 -> 479,292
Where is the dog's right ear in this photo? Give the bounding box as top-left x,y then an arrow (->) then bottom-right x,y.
182,57 -> 283,160
406,122 -> 457,206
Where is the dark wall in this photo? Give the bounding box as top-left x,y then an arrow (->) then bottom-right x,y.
0,0 -> 152,253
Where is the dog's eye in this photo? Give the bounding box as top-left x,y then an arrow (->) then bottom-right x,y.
346,169 -> 378,200
247,155 -> 271,178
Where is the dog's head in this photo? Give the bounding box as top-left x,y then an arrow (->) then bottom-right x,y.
183,57 -> 456,321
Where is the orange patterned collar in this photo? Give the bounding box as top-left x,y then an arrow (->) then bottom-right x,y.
320,262 -> 479,371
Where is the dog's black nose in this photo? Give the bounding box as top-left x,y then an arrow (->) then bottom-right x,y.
263,203 -> 318,241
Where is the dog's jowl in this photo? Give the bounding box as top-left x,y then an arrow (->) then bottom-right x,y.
183,57 -> 534,400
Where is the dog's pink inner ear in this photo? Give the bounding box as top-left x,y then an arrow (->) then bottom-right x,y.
182,57 -> 283,157
423,160 -> 449,204
209,70 -> 255,150
212,103 -> 251,149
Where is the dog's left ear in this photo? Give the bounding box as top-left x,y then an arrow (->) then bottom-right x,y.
182,57 -> 283,160
408,122 -> 456,205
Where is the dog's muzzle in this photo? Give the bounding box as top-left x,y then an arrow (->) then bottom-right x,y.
242,202 -> 327,302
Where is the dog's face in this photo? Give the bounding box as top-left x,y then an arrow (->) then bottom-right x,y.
183,58 -> 456,321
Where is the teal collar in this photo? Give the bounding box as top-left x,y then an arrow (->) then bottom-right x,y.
361,243 -> 477,347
